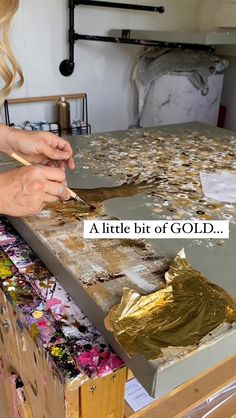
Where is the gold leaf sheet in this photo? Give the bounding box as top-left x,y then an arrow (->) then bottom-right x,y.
105,250 -> 236,360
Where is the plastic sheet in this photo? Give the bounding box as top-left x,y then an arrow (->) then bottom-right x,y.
183,381 -> 236,417
133,47 -> 228,116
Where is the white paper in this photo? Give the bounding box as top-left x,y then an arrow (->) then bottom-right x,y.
200,172 -> 236,203
125,378 -> 155,412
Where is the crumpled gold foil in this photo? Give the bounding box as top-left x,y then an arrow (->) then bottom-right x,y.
105,250 -> 236,360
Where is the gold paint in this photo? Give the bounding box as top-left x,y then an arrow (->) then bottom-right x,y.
63,236 -> 85,251
86,283 -> 112,304
30,323 -> 40,340
47,181 -> 156,221
0,252 -> 13,279
0,264 -> 12,279
105,251 -> 236,360
47,200 -> 97,219
199,214 -> 213,221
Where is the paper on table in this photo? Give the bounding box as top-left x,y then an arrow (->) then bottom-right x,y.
125,378 -> 155,412
200,172 -> 236,203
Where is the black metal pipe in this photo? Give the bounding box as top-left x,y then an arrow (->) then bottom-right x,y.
75,0 -> 165,13
4,101 -> 10,126
59,0 -> 76,76
74,34 -> 215,52
61,0 -> 217,76
69,0 -> 75,62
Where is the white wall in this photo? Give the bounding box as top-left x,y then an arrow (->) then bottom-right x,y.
197,0 -> 236,32
196,0 -> 236,131
196,0 -> 221,31
5,0 -> 199,133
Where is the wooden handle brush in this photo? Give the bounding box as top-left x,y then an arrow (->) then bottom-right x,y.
10,152 -> 95,210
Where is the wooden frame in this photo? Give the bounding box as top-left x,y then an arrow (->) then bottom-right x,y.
6,94 -> 86,105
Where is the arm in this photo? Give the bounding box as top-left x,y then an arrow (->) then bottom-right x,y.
0,165 -> 70,217
0,124 -> 75,217
0,124 -> 75,169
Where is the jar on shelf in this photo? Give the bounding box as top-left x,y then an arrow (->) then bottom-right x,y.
56,97 -> 70,134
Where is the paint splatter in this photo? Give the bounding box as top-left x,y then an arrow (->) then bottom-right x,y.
0,217 -> 123,382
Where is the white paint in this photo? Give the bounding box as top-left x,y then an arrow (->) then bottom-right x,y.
3,0 -> 199,133
122,266 -> 156,292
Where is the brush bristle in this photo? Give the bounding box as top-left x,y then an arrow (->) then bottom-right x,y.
74,194 -> 95,211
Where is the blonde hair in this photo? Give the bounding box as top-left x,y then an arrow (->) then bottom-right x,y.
0,0 -> 24,100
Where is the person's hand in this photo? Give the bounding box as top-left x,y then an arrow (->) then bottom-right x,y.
0,165 -> 70,217
1,126 -> 75,170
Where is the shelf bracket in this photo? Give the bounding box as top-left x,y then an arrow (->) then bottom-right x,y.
59,0 -> 165,76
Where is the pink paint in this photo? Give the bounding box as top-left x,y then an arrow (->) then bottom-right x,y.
77,348 -> 100,368
38,321 -> 46,327
45,298 -> 62,310
98,354 -> 124,377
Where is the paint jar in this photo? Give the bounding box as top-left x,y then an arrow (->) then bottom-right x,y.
56,97 -> 70,134
31,123 -> 36,130
50,123 -> 59,135
24,121 -> 33,131
50,123 -> 58,131
41,123 -> 50,131
71,119 -> 81,134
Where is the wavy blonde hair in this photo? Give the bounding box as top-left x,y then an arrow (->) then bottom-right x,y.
0,0 -> 23,100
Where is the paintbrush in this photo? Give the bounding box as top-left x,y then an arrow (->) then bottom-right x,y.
10,152 -> 95,210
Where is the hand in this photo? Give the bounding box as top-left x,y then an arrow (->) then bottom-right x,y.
0,166 -> 70,217
1,125 -> 75,170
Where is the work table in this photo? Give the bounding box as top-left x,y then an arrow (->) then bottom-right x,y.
1,122 -> 236,416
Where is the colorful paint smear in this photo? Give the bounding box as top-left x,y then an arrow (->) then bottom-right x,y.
0,217 -> 123,383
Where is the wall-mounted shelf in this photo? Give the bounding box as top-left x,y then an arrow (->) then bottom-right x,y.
60,0 -> 165,76
109,30 -> 236,46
